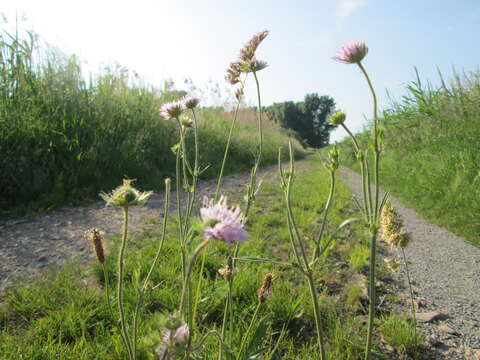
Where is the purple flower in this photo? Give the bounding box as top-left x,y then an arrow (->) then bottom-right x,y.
162,322 -> 189,346
160,101 -> 186,120
181,95 -> 200,110
333,41 -> 369,64
200,196 -> 248,245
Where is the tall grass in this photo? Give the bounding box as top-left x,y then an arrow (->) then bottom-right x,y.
0,30 -> 303,216
339,68 -> 480,245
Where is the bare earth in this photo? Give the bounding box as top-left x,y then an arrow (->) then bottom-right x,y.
339,166 -> 480,360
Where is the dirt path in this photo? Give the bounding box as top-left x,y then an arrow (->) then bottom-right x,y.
0,165 -> 278,290
339,166 -> 480,359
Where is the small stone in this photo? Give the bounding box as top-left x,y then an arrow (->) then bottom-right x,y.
438,324 -> 460,336
38,256 -> 48,263
416,311 -> 448,323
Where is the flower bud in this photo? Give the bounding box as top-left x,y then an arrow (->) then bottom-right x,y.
85,228 -> 105,263
258,273 -> 273,303
100,179 -> 153,208
329,111 -> 346,125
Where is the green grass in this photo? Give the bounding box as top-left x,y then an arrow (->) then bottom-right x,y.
0,158 -> 419,359
338,69 -> 480,246
0,30 -> 304,218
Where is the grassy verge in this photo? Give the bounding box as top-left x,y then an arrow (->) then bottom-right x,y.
0,30 -> 304,218
338,69 -> 480,246
0,157 -> 419,359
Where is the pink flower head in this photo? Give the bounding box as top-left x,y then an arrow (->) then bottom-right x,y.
333,41 -> 369,64
181,95 -> 200,110
200,196 -> 248,245
160,101 -> 186,120
162,322 -> 189,346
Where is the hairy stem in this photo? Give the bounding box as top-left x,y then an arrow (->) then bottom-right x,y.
118,207 -> 134,360
365,227 -> 378,360
313,170 -> 336,261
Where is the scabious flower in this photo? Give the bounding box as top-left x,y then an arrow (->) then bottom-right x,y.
100,179 -> 153,208
181,95 -> 200,110
333,41 -> 369,64
163,322 -> 189,346
200,196 -> 248,245
160,100 -> 186,120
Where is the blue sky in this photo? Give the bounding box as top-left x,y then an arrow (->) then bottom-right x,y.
3,0 -> 480,141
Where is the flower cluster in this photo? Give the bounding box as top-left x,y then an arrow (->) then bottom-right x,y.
333,41 -> 368,64
100,179 -> 152,208
160,95 -> 200,120
225,30 -> 269,85
200,196 -> 248,245
380,201 -> 411,248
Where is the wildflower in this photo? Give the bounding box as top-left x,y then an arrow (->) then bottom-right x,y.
181,95 -> 200,110
258,273 -> 273,303
100,179 -> 153,208
218,265 -> 234,280
160,101 -> 186,120
384,258 -> 401,273
200,196 -> 248,245
225,61 -> 242,85
329,111 -> 346,125
333,41 -> 369,64
163,322 -> 189,346
239,30 -> 270,62
85,228 -> 106,263
242,58 -> 269,73
381,201 -> 412,248
179,115 -> 194,128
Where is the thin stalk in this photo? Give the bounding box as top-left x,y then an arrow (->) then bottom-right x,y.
313,170 -> 336,261
401,248 -> 417,336
132,181 -> 170,356
214,79 -> 247,201
306,272 -> 327,360
236,301 -> 262,360
364,227 -> 378,360
179,238 -> 211,316
118,207 -> 134,360
359,162 -> 370,222
219,279 -> 233,360
102,263 -> 114,320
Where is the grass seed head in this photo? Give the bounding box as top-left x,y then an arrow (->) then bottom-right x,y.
258,273 -> 273,303
85,227 -> 105,263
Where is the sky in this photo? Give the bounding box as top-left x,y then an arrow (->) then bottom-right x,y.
3,0 -> 480,141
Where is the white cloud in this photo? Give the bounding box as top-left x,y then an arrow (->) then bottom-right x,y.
337,0 -> 367,17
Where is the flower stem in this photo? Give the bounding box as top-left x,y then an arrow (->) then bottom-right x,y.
236,301 -> 262,360
118,207 -> 134,360
364,227 -> 378,360
313,170 -> 336,261
179,238 -> 211,317
306,272 -> 327,360
401,247 -> 417,336
214,79 -> 246,201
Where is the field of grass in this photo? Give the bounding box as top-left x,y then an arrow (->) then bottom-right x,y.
0,30 -> 303,218
0,158 -> 419,359
338,69 -> 480,246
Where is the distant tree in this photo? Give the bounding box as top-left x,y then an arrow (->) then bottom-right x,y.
266,94 -> 336,148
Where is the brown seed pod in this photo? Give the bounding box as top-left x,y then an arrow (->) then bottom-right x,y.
85,228 -> 105,263
258,273 -> 273,303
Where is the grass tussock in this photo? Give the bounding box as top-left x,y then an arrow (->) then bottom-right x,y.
0,30 -> 304,217
339,68 -> 480,246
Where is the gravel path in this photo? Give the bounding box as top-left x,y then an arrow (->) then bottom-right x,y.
339,166 -> 480,359
0,165 -> 278,290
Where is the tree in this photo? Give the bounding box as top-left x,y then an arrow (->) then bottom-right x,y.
266,93 -> 336,148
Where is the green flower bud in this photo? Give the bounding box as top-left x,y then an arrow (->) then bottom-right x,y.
100,179 -> 153,208
329,111 -> 346,125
